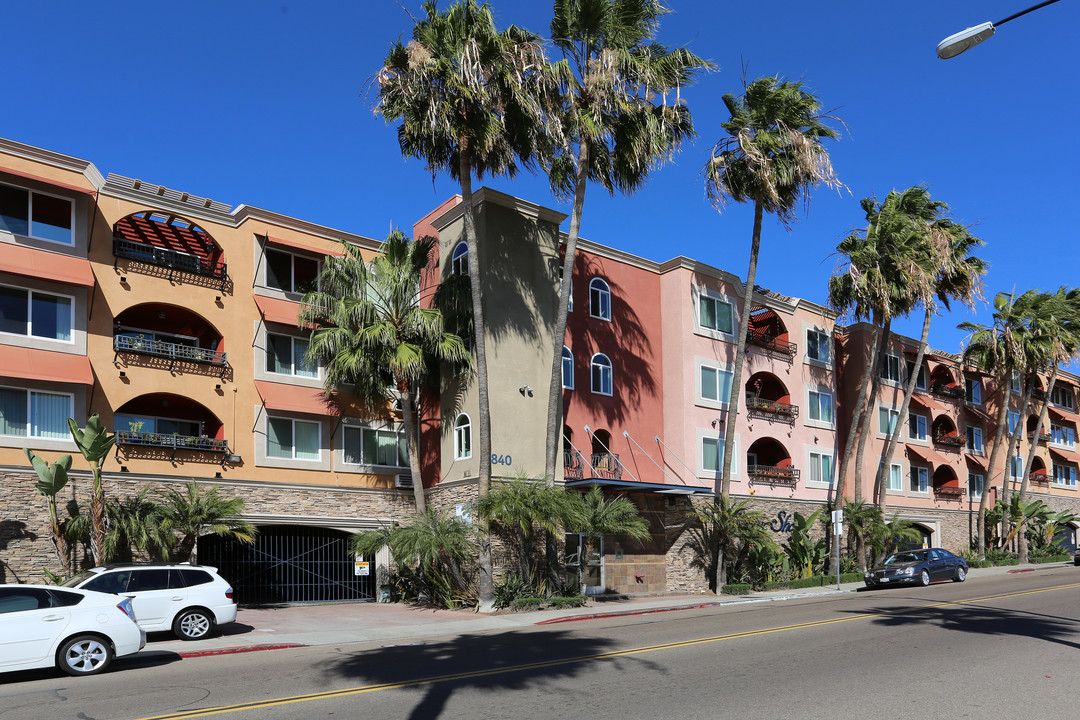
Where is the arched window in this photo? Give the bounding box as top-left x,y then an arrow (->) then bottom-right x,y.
591,353 -> 612,396
562,346 -> 574,389
451,242 -> 469,276
454,413 -> 472,460
589,278 -> 611,320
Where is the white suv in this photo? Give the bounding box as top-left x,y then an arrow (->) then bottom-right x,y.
62,564 -> 237,641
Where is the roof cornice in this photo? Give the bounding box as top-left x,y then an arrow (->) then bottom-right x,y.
0,137 -> 105,188
429,187 -> 568,231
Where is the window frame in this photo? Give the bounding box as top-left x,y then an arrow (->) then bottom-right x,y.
588,277 -> 611,321
0,283 -> 75,343
0,181 -> 76,246
806,328 -> 831,364
1051,384 -> 1075,410
887,463 -> 904,492
561,346 -> 574,390
266,416 -> 321,461
342,425 -> 408,468
451,241 -> 469,277
266,332 -> 317,379
908,412 -> 928,442
0,385 -> 74,440
454,413 -> 472,460
878,406 -> 899,435
965,378 -> 982,404
807,450 -> 834,487
969,472 -> 984,499
696,292 -> 735,337
880,354 -> 901,383
590,353 -> 613,396
910,465 -> 930,494
966,425 -> 984,453
1053,464 -> 1077,487
806,388 -> 834,426
698,362 -> 733,406
264,247 -> 319,294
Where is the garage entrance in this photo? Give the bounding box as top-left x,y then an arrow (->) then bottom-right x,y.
199,525 -> 374,604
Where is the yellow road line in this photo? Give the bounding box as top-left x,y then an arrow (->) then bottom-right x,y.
136,582 -> 1080,720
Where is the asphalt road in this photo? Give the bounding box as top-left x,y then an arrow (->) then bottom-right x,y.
3,567 -> 1078,720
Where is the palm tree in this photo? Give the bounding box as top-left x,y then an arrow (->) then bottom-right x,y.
704,76 -> 842,504
299,232 -> 469,514
158,481 -> 255,564
875,188 -> 986,510
842,499 -> 883,572
866,514 -> 922,567
24,449 -> 73,576
475,477 -> 568,589
542,0 -> 710,484
563,486 -> 650,594
686,495 -> 776,591
67,414 -> 116,566
375,0 -> 551,608
68,488 -> 171,563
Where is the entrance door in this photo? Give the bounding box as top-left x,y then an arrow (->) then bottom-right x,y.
565,533 -> 604,595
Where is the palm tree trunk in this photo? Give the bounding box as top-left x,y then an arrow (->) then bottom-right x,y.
1001,378 -> 1037,547
90,468 -> 106,567
835,324 -> 880,507
859,318 -> 891,507
47,496 -> 70,577
877,309 -> 932,513
401,388 -> 426,514
716,199 -> 763,588
457,144 -> 494,609
1017,364 -> 1058,563
979,369 -> 1011,557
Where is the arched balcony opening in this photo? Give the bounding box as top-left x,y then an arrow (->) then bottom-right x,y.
113,211 -> 227,282
744,372 -> 798,424
932,416 -> 964,448
113,393 -> 229,463
563,425 -> 583,480
1029,374 -> 1047,400
930,366 -> 963,399
113,303 -> 228,378
746,306 -> 796,361
589,428 -> 621,480
1027,414 -> 1051,444
746,437 -> 798,489
1029,456 -> 1050,485
932,465 -> 963,500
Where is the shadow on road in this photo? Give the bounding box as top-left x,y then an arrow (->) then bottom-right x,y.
318,628 -> 660,719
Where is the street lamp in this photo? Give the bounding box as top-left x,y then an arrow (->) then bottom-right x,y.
936,0 -> 1064,59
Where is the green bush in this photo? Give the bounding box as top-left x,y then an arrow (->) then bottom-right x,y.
549,595 -> 587,609
509,597 -> 543,611
1031,554 -> 1070,564
721,584 -> 751,595
494,573 -> 532,609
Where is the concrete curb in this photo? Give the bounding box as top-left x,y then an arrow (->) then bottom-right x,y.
176,643 -> 307,658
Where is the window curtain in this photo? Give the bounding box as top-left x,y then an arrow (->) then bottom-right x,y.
30,391 -> 70,439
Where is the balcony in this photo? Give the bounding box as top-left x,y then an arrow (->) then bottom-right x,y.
116,431 -> 229,462
114,236 -> 227,282
563,450 -> 584,480
745,396 -> 799,425
1031,388 -> 1047,400
747,464 -> 799,489
562,450 -> 622,481
933,434 -> 966,448
746,329 -> 797,362
1029,472 -> 1050,485
1028,432 -> 1052,444
114,335 -> 227,370
931,382 -> 964,400
933,485 -> 965,499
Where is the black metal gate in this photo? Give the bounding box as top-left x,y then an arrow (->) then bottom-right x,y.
199,525 -> 374,604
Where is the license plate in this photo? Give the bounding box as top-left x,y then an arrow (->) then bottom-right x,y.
879,577 -> 889,582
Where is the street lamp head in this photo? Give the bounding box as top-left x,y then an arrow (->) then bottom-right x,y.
937,21 -> 996,59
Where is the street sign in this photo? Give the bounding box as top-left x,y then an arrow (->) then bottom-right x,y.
354,560 -> 370,576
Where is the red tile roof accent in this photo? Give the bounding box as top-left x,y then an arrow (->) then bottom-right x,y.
114,213 -> 221,263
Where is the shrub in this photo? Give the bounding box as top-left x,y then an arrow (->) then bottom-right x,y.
721,584 -> 751,595
494,573 -> 532,609
1031,554 -> 1070,564
509,597 -> 543,611
549,595 -> 587,609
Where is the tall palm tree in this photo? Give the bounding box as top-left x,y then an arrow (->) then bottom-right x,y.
563,486 -> 650,594
158,481 -> 255,564
375,0 -> 551,608
542,0 -> 710,483
67,414 -> 116,566
704,76 -> 842,506
475,477 -> 568,587
842,499 -> 882,572
300,232 -> 469,514
875,188 -> 986,510
686,494 -> 775,591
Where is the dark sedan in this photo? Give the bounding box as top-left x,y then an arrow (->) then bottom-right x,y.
864,548 -> 968,588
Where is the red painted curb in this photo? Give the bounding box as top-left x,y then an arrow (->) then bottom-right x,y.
177,643 -> 306,658
1006,568 -> 1036,573
535,602 -> 724,625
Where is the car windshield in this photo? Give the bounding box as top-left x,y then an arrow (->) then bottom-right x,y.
59,570 -> 99,587
883,551 -> 925,565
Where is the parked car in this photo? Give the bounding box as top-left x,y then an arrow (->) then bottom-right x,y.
62,563 -> 237,641
864,548 -> 968,588
0,585 -> 145,676
1074,551 -> 1080,567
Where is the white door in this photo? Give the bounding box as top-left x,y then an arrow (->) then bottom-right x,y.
566,533 -> 605,595
0,588 -> 70,667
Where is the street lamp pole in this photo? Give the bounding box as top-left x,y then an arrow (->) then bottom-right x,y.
936,0 -> 1064,59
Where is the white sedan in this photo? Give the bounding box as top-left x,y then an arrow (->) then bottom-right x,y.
0,585 -> 146,676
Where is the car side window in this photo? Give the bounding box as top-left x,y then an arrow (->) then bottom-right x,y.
178,569 -> 213,587
929,550 -> 942,561
0,587 -> 53,613
48,589 -> 85,607
126,569 -> 171,592
169,569 -> 187,588
82,570 -> 132,594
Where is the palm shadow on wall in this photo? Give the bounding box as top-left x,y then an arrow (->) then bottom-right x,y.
0,520 -> 36,584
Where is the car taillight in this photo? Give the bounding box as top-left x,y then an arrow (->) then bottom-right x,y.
117,597 -> 137,622
225,587 -> 234,600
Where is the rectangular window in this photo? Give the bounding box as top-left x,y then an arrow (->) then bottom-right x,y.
266,333 -> 317,378
888,463 -> 903,492
343,426 -> 407,467
0,387 -> 71,439
1010,371 -> 1022,393
266,417 -> 320,460
1051,423 -> 1076,447
700,365 -> 733,404
908,413 -> 927,441
808,390 -> 833,424
0,182 -> 74,245
1053,464 -> 1077,487
702,437 -> 723,473
879,407 -> 899,434
969,473 -> 984,499
809,451 -> 833,485
806,330 -> 830,363
965,378 -> 982,404
0,285 -> 73,341
1007,411 -> 1020,434
880,354 -> 901,382
1051,385 -> 1075,410
698,295 -> 733,335
910,466 -> 929,493
906,360 -> 927,390
966,426 -> 983,453
265,248 -> 319,293
1009,454 -> 1024,480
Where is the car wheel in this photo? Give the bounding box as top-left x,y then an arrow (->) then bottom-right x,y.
919,569 -> 931,587
953,566 -> 967,582
58,634 -> 113,676
173,608 -> 214,641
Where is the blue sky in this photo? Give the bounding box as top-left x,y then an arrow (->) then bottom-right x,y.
6,1 -> 1076,356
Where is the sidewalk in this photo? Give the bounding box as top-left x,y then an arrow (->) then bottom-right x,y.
143,562 -> 1068,658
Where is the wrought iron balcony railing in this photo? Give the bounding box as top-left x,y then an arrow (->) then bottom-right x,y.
933,485 -> 965,498
114,237 -> 227,280
746,329 -> 797,360
930,382 -> 964,400
563,450 -> 584,480
1028,432 -> 1052,444
116,432 -> 229,462
562,451 -> 622,481
1029,472 -> 1050,484
745,396 -> 799,425
934,434 -> 966,448
114,335 -> 227,367
747,464 -> 799,489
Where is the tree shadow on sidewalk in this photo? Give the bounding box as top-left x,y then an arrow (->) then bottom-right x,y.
317,628 -> 662,719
